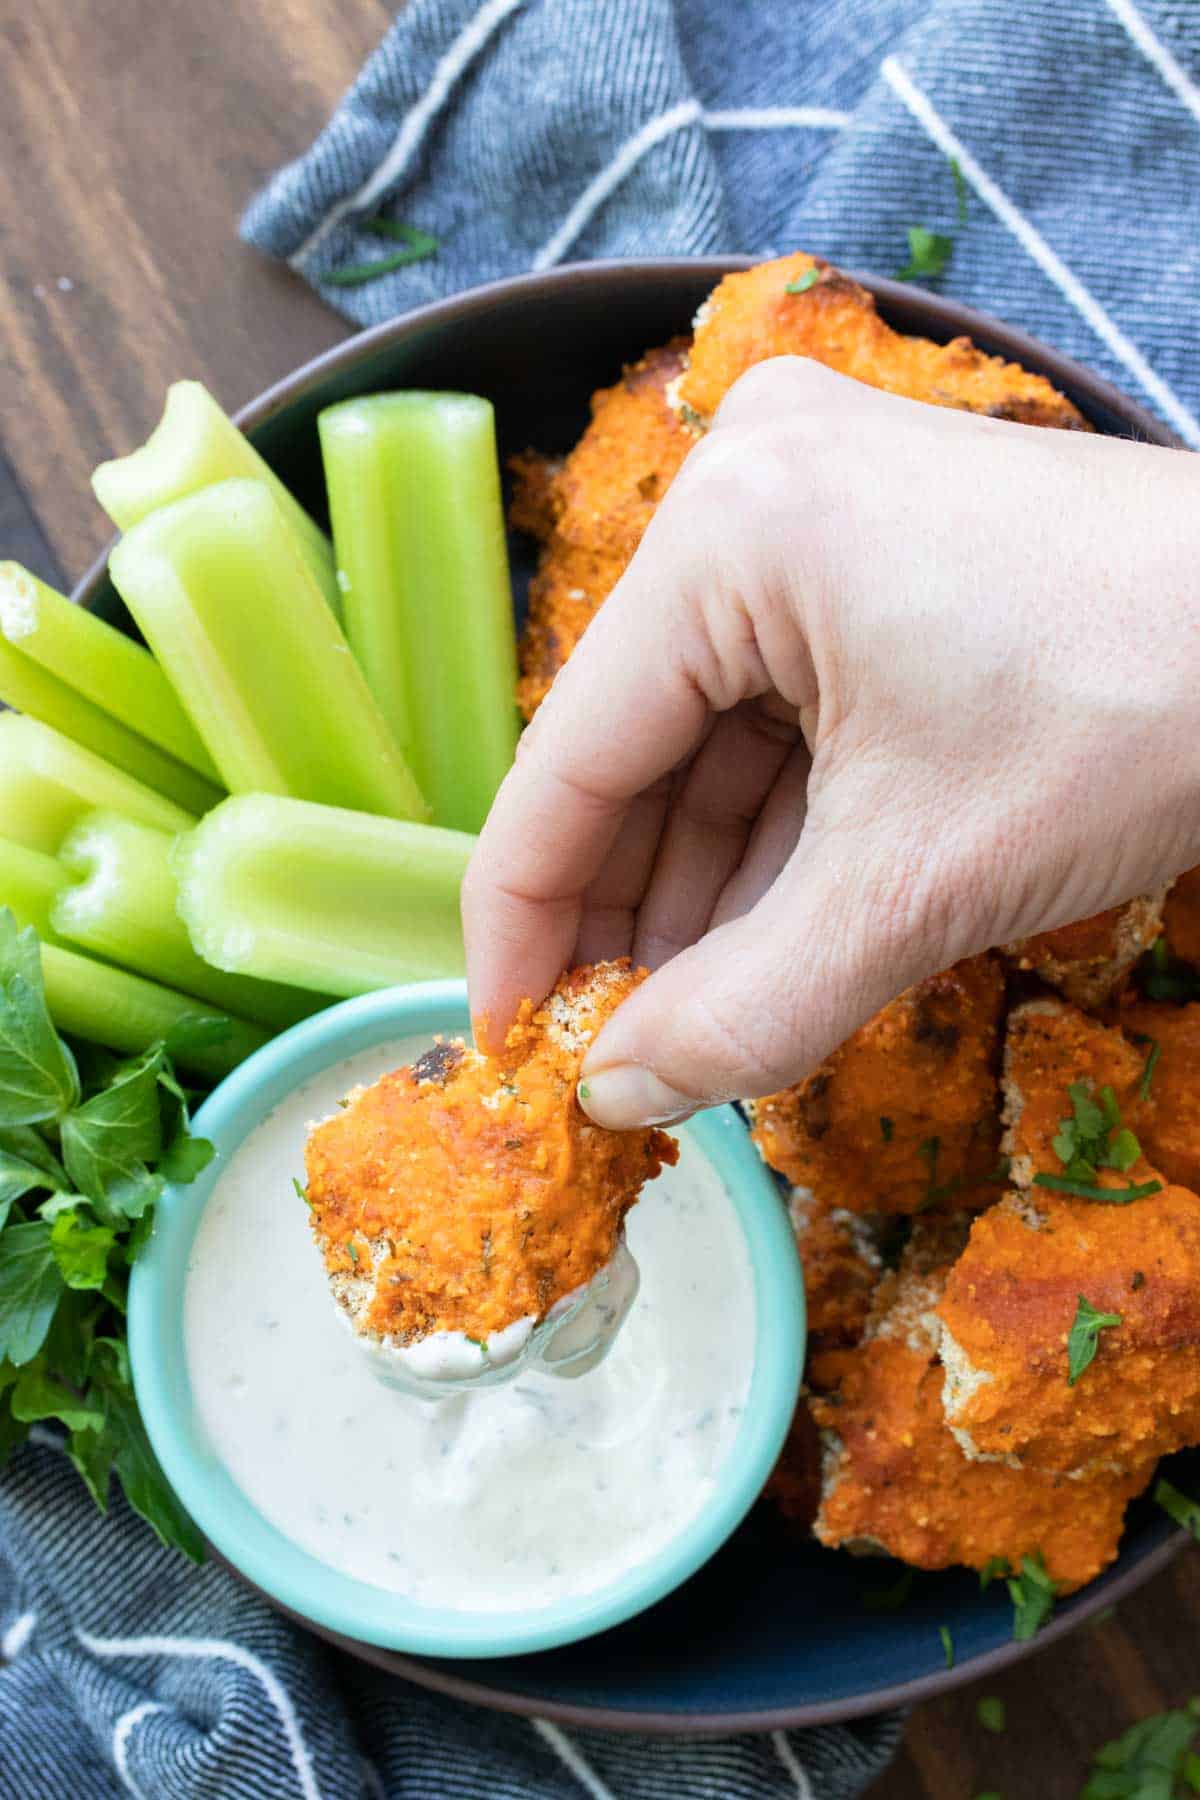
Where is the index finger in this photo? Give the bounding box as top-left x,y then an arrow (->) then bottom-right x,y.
462,552 -> 715,1049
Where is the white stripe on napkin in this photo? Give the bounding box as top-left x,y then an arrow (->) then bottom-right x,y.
882,55 -> 1200,446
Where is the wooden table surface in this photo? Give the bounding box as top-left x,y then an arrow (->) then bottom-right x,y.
2,4 -> 1198,1794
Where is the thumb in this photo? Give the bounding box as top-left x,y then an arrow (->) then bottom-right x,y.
578,828 -> 959,1129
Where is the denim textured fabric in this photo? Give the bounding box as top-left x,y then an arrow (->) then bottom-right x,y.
7,4 -> 1199,1796
243,0 -> 1200,442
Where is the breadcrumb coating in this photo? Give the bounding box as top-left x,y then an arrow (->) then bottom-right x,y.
812,1228 -> 1152,1589
787,1188 -> 884,1346
1004,894 -> 1166,1010
999,998 -> 1152,1191
1164,866 -> 1200,966
304,961 -> 678,1347
673,254 -> 1091,431
748,956 -> 1004,1216
1118,1000 -> 1200,1192
937,1183 -> 1200,1477
513,339 -> 693,717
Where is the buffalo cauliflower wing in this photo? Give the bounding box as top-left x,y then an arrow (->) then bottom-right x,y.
304,961 -> 678,1350
748,956 -> 1004,1216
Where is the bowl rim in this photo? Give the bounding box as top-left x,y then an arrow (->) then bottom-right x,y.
70,256 -> 1181,618
128,979 -> 806,1660
88,255 -> 1186,1728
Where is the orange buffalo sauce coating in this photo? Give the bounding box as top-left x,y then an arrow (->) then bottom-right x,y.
514,339 -> 694,718
1003,895 -> 1164,1010
674,254 -> 1091,431
1164,866 -> 1200,966
937,1184 -> 1200,1476
785,1189 -> 882,1345
1118,1000 -> 1200,1193
304,961 -> 677,1346
749,956 -> 1004,1216
1000,998 -> 1155,1190
811,1333 -> 1151,1591
808,1220 -> 1151,1589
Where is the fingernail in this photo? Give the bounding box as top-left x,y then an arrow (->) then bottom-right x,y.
578,1066 -> 696,1131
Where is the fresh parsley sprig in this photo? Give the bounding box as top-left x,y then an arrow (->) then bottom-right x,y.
1083,1696 -> 1200,1798
1032,1080 -> 1162,1205
1007,1551 -> 1057,1641
1067,1295 -> 1122,1386
0,911 -> 213,1559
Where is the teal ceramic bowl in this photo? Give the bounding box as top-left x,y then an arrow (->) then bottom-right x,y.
128,979 -> 806,1659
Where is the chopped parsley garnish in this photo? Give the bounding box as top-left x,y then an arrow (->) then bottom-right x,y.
918,1135 -> 962,1206
951,156 -> 969,227
939,1623 -> 955,1668
1034,1174 -> 1163,1204
897,225 -> 954,283
346,1240 -> 359,1266
976,1696 -> 1006,1735
1067,1295 -> 1122,1386
1155,1476 -> 1200,1541
1139,1039 -> 1163,1102
979,1555 -> 1010,1590
784,269 -> 820,295
466,1335 -> 489,1351
577,1081 -> 591,1101
325,221 -> 439,288
1143,937 -> 1200,1004
1033,1080 -> 1162,1204
879,1115 -> 895,1143
1007,1551 -> 1056,1641
1083,1696 -> 1200,1799
897,154 -> 972,282
292,1177 -> 311,1208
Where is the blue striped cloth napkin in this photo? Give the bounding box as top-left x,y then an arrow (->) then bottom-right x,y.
5,3 -> 1199,1796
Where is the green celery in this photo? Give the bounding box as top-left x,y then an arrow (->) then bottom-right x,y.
0,835 -> 68,942
0,614 -> 220,818
53,811 -> 325,1032
91,379 -> 342,617
108,480 -> 428,820
0,716 -> 197,854
318,392 -> 519,832
40,943 -> 266,1078
0,562 -> 219,781
173,793 -> 473,995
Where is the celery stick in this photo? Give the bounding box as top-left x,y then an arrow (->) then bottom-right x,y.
0,561 -> 220,781
53,811 -> 325,1032
0,716 -> 196,854
318,392 -> 519,833
40,943 -> 266,1078
174,794 -> 472,995
108,480 -> 428,821
0,619 -> 221,817
0,836 -> 68,943
91,380 -> 342,618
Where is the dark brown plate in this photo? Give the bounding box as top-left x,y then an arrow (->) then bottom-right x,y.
76,258 -> 1185,1733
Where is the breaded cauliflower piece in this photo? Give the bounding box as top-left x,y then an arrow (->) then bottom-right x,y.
1003,894 -> 1166,1010
999,998 -> 1152,1190
937,1183 -> 1200,1477
1164,867 -> 1200,967
514,339 -> 694,717
937,994 -> 1200,1475
812,1222 -> 1152,1589
304,961 -> 678,1351
748,956 -> 1004,1216
1118,1000 -> 1200,1192
673,254 -> 1091,432
786,1187 -> 884,1346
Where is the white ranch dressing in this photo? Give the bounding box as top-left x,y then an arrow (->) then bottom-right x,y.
184,1038 -> 756,1612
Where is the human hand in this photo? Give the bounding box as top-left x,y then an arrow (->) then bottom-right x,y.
463,358 -> 1200,1129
